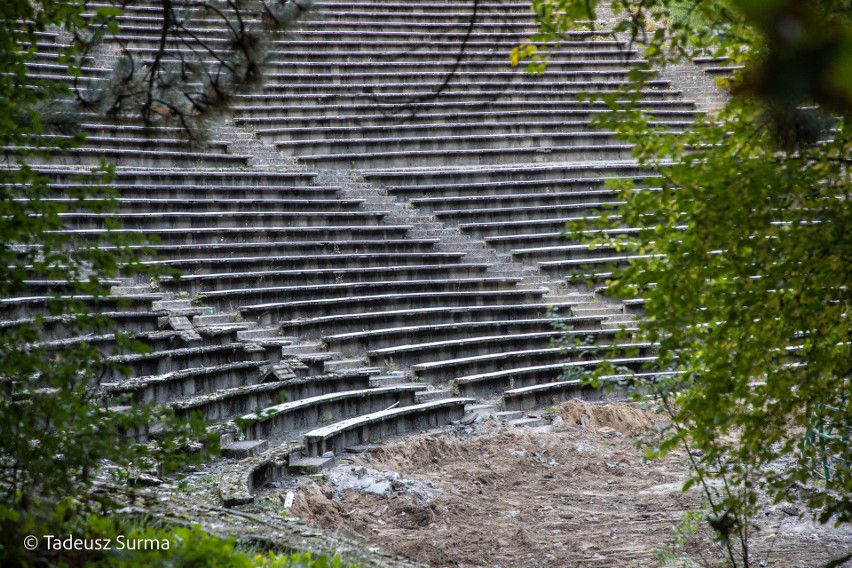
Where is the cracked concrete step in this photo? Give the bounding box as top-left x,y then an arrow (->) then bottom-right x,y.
510,417 -> 548,428
369,374 -> 414,387
414,387 -> 453,403
288,455 -> 335,475
572,304 -> 625,317
237,326 -> 282,341
221,439 -> 269,459
323,358 -> 367,373
193,312 -> 240,326
496,410 -> 524,421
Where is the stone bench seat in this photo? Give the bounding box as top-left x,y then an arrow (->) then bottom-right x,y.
703,65 -> 745,76
105,359 -> 270,405
161,263 -> 491,295
485,227 -> 640,252
388,174 -> 659,200
146,52 -> 644,71
24,61 -> 110,77
235,85 -> 687,110
72,132 -> 233,155
57,210 -> 390,231
112,239 -> 437,260
280,130 -> 631,157
116,37 -> 609,59
112,238 -> 442,261
455,355 -> 657,396
12,144 -> 250,168
251,81 -> 655,104
323,315 -> 605,352
77,121 -> 216,138
245,95 -> 673,116
241,287 -> 548,324
299,11 -> 538,24
170,369 -> 375,422
106,23 -> 247,38
51,224 -> 414,246
433,201 -> 624,225
146,251 -> 467,275
130,41 -> 634,60
281,301 -> 580,338
294,21 -> 536,34
265,42 -> 633,58
622,298 -> 648,315
262,58 -> 647,77
47,197 -> 366,214
501,379 -> 602,411
501,371 -> 678,411
0,309 -> 167,342
89,13 -> 264,26
240,106 -> 693,135
108,342 -> 265,381
303,397 -> 473,455
0,292 -> 159,321
168,380 -> 292,422
295,143 -> 634,169
258,119 -> 681,145
459,215 -> 617,239
311,1 -> 545,11
30,325 -> 241,359
512,242 -> 631,264
367,327 -> 631,366
410,189 -> 622,212
278,28 -> 607,41
114,32 -> 606,51
32,167 -> 317,187
412,342 -> 655,384
260,68 -> 638,87
49,182 -> 338,201
238,384 -> 427,441
197,276 -> 522,309
218,442 -> 300,508
234,96 -> 696,120
266,49 -> 649,66
362,160 -> 652,187
539,254 -> 663,275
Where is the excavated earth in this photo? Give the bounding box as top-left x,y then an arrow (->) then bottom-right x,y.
234,400 -> 852,568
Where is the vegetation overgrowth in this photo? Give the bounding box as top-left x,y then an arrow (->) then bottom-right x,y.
0,1 -> 316,565
516,1 -> 850,565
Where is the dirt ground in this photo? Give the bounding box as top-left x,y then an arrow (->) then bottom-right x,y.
266,401 -> 851,567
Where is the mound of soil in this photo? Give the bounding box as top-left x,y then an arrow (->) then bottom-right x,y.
558,399 -> 668,436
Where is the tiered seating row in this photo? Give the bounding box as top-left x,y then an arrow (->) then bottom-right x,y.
10,0 -> 707,496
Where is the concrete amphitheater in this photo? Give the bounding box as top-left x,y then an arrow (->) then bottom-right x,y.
8,0 -> 727,507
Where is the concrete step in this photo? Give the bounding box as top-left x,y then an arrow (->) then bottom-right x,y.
221,439 -> 269,459
152,299 -> 195,311
288,455 -> 335,475
324,358 -> 366,372
414,387 -> 453,403
280,341 -> 325,355
237,326 -> 281,341
510,417 -> 548,428
193,313 -> 238,326
496,410 -> 523,421
466,404 -> 498,417
368,373 -> 410,387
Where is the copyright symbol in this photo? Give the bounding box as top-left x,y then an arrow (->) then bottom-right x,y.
24,535 -> 38,550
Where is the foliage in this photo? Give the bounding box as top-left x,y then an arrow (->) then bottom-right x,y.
516,1 -> 851,565
74,0 -> 313,141
0,1 -> 312,566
